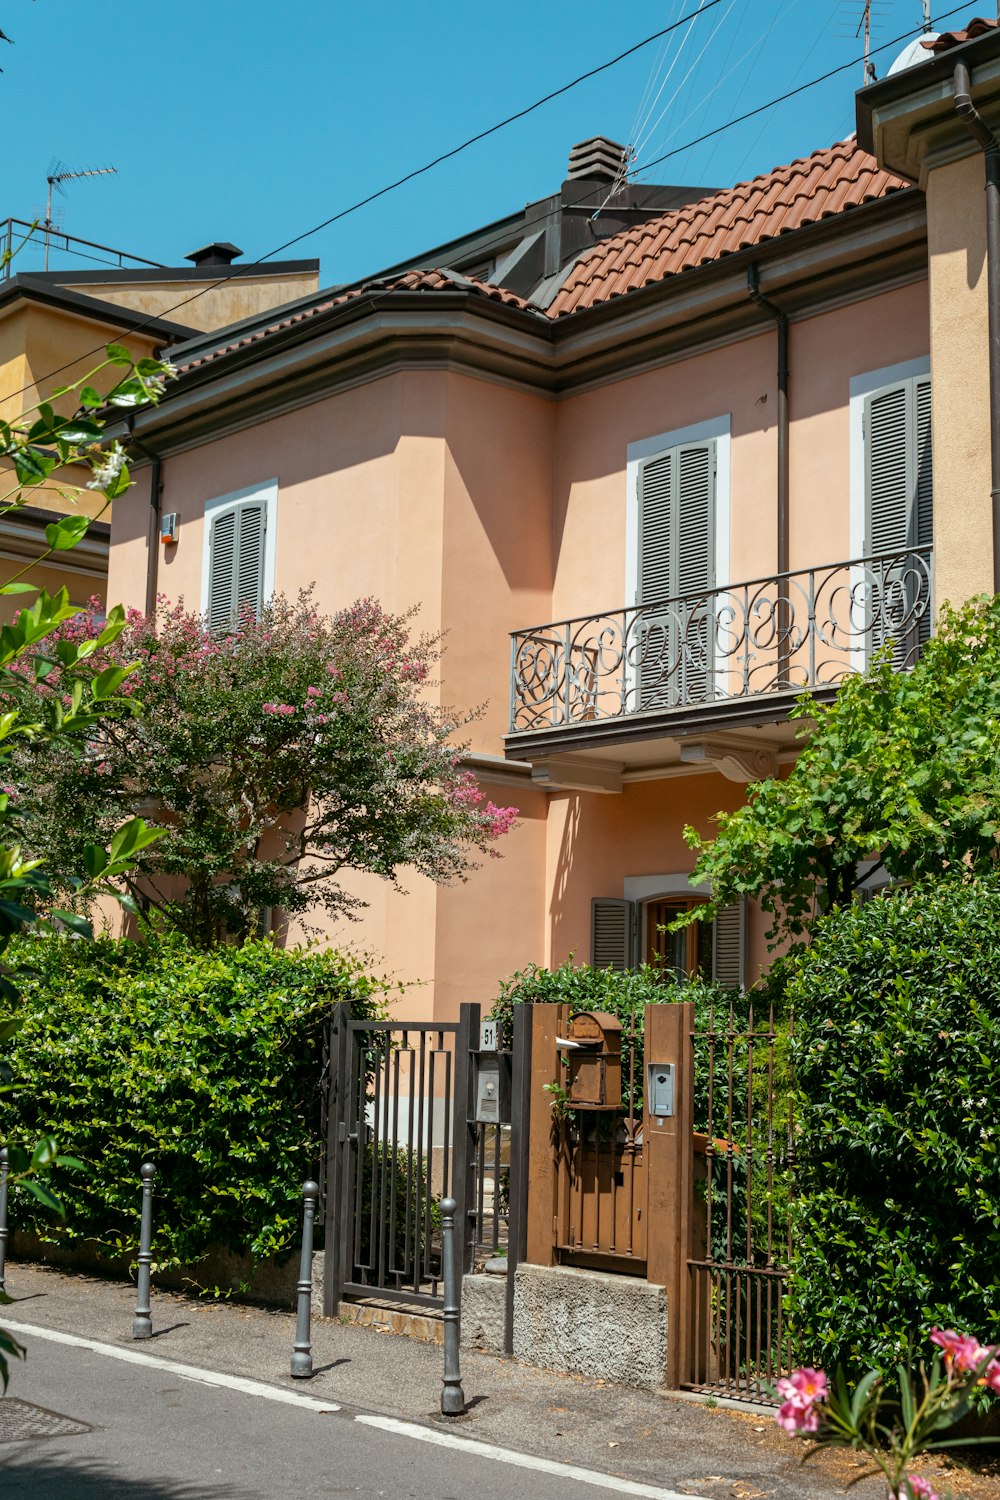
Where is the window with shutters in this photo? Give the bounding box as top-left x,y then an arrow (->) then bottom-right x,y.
636,441 -> 716,707
864,374 -> 932,557
626,416 -> 730,714
590,894 -> 746,988
850,361 -> 932,668
200,481 -> 277,631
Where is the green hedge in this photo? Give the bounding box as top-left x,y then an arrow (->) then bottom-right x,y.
786,880 -> 1000,1372
1,933 -> 387,1271
489,959 -> 735,1114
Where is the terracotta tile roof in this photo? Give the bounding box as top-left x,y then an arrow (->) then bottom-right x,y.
176,268 -> 531,372
921,16 -> 1000,53
546,138 -> 909,318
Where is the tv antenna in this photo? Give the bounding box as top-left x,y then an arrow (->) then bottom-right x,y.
922,0 -> 932,32
43,161 -> 117,270
858,0 -> 876,83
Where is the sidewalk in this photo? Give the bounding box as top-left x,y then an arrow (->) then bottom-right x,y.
0,1261 -> 991,1500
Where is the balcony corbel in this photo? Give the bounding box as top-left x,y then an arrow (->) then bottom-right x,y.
678,738 -> 778,784
530,756 -> 624,794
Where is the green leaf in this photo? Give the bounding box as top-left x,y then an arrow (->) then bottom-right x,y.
91,666 -> 129,702
21,1179 -> 63,1214
0,583 -> 38,596
54,418 -> 103,445
13,447 -> 56,486
79,386 -> 103,408
30,1135 -> 58,1170
44,515 -> 90,552
50,911 -> 93,939
105,343 -> 133,367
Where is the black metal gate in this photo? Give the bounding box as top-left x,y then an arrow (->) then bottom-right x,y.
321,1000 -> 528,1318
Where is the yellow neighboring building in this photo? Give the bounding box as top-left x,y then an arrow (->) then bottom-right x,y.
0,228 -> 319,618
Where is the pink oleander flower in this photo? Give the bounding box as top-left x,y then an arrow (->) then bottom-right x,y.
929,1328 -> 992,1375
896,1477 -> 938,1500
775,1398 -> 820,1434
262,702 -> 296,717
306,686 -> 321,698
790,1368 -> 828,1404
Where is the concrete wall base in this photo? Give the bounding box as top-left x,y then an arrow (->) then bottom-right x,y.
461,1272 -> 507,1354
461,1262 -> 668,1389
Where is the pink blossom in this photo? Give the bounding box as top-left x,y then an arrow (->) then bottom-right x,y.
790,1369 -> 828,1404
929,1328 -> 992,1375
775,1399 -> 819,1434
262,702 -> 296,717
774,1368 -> 827,1437
306,686 -> 321,698
483,801 -> 518,839
895,1478 -> 938,1500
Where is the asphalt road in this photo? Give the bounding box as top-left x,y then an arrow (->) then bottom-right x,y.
2,1325 -> 707,1500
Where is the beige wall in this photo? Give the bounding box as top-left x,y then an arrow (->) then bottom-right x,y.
551,281 -> 931,622
926,153 -> 993,607
61,270 -> 321,333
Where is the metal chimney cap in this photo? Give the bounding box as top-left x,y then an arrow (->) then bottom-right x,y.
567,136 -> 629,182
185,241 -> 243,267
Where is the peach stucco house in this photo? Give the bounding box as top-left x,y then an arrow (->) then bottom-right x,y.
105,20 -> 1000,1021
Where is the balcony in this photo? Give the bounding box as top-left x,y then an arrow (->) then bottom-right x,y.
507,549 -> 933,776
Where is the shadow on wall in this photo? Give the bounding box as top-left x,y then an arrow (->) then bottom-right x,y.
3,1456 -> 255,1500
548,792 -> 583,967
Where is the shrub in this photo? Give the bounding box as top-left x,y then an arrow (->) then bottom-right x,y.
786,879 -> 1000,1374
0,933 -> 389,1272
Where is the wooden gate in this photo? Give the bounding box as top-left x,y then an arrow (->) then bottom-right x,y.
523,999 -> 795,1402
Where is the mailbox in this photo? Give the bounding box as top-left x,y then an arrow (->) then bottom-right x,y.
474,1051 -> 512,1124
559,1011 -> 622,1110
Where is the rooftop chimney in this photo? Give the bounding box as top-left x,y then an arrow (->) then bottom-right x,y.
185,241 -> 243,268
566,136 -> 629,183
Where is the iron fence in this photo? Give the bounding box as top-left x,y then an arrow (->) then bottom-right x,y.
686,1001 -> 795,1404
509,548 -> 933,733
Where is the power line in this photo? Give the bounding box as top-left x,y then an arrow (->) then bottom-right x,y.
364,1 -> 970,304
13,1 -> 971,408
7,0 -> 722,407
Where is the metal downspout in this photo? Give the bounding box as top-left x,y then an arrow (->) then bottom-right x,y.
954,60 -> 1000,594
747,264 -> 790,678
126,424 -> 162,618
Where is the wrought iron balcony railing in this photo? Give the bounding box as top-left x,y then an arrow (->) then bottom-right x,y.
509,548 -> 933,735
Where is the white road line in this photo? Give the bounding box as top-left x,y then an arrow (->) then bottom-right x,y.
354,1414 -> 714,1500
0,1318 -> 340,1414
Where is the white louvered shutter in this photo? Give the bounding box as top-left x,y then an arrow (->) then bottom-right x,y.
677,443 -> 714,703
207,500 -> 267,630
865,376 -> 933,662
637,440 -> 715,708
712,900 -> 746,990
590,898 -> 636,971
207,509 -> 237,631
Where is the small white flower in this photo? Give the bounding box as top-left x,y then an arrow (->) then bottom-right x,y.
86,441 -> 126,491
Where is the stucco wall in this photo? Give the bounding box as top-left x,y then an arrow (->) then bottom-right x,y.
926,153 -> 993,607
550,280 -> 931,621
63,270 -> 321,333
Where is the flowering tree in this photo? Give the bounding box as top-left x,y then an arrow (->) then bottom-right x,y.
775,1329 -> 1000,1498
13,593 -> 517,947
0,336 -> 175,1385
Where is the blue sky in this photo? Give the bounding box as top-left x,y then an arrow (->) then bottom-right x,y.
2,1 -> 955,292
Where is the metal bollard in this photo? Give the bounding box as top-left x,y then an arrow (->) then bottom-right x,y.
439,1196 -> 466,1415
132,1161 -> 156,1340
0,1147 -> 8,1295
290,1180 -> 319,1379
